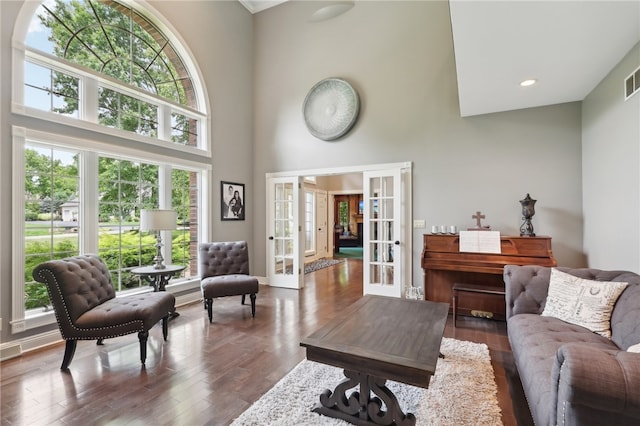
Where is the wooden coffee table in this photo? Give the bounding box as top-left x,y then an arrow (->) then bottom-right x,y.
300,295 -> 449,426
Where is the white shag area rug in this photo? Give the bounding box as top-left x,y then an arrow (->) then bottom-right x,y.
231,337 -> 503,426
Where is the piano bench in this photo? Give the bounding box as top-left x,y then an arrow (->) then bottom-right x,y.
452,283 -> 506,327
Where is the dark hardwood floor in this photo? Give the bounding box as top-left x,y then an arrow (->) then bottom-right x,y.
1,259 -> 533,426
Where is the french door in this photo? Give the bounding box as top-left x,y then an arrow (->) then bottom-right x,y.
266,176 -> 304,289
363,169 -> 403,297
316,191 -> 329,258
265,162 -> 411,295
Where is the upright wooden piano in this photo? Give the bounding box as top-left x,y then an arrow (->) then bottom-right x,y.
421,234 -> 557,320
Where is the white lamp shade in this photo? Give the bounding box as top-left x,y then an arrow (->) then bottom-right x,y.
140,209 -> 177,231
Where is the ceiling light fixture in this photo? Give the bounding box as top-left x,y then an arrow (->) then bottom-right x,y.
309,1 -> 354,22
520,79 -> 537,87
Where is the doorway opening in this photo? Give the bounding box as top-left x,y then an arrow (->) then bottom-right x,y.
266,162 -> 412,297
333,193 -> 363,259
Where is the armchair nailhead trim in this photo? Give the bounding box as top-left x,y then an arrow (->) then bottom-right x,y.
36,268 -> 145,340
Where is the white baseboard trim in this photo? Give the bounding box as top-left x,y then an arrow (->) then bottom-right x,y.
0,291 -> 204,362
0,329 -> 61,361
0,342 -> 23,361
0,342 -> 22,361
176,289 -> 203,307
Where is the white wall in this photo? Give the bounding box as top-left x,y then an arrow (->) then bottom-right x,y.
253,0 -> 585,288
582,42 -> 640,272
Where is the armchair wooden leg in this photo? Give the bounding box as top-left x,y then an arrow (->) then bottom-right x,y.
61,340 -> 77,370
241,294 -> 246,305
205,298 -> 213,323
162,316 -> 169,341
138,330 -> 149,365
250,293 -> 256,318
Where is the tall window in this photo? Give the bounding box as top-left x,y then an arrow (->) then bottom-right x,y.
23,145 -> 80,310
339,201 -> 349,231
21,141 -> 203,312
96,157 -> 159,291
13,0 -> 210,332
305,191 -> 315,254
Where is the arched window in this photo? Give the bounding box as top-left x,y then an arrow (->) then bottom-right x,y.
21,0 -> 206,150
11,0 -> 210,333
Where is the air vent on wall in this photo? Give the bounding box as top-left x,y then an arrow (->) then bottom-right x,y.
624,66 -> 640,100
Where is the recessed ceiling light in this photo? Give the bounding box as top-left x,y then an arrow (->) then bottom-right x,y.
520,79 -> 537,87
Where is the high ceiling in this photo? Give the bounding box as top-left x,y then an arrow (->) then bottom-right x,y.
449,0 -> 640,116
239,0 -> 287,14
240,1 -> 640,117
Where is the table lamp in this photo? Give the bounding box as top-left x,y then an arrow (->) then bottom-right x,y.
140,209 -> 177,269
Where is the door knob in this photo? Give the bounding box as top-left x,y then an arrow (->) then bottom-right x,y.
268,236 -> 274,240
394,241 -> 400,245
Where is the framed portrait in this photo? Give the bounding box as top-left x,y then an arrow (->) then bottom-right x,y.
221,181 -> 245,221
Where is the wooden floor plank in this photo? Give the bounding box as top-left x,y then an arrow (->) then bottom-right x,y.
0,259 -> 532,426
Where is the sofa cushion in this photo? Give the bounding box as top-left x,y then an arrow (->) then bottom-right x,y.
541,268 -> 628,338
508,313 -> 617,425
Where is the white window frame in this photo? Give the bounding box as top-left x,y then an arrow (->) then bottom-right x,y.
10,1 -> 212,334
11,1 -> 211,157
17,50 -> 209,157
11,126 -> 211,334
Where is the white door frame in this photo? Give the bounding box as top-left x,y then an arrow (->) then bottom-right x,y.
363,168 -> 403,297
266,176 -> 304,289
316,190 -> 329,259
266,162 -> 412,292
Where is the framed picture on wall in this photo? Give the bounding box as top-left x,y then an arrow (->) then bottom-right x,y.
221,181 -> 245,221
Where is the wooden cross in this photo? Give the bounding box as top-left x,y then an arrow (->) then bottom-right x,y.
472,211 -> 485,228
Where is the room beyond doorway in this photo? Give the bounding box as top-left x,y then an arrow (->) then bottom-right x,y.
334,247 -> 363,259
334,192 -> 363,255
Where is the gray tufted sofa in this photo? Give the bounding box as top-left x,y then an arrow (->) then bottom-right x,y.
33,254 -> 176,370
504,265 -> 640,426
199,241 -> 259,322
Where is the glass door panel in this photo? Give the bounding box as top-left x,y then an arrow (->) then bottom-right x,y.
267,177 -> 303,289
363,170 -> 402,297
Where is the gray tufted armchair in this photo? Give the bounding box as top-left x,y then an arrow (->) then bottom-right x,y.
32,254 -> 175,370
199,241 -> 259,322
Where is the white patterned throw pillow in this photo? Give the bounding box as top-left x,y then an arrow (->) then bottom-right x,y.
541,268 -> 629,338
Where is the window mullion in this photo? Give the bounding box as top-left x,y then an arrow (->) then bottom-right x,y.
159,165 -> 173,265
83,76 -> 99,123
158,104 -> 171,141
11,127 -> 27,333
82,152 -> 99,253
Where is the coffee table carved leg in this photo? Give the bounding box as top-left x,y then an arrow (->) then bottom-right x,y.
312,369 -> 416,426
317,370 -> 361,416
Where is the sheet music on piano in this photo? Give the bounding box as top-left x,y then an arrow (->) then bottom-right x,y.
458,230 -> 501,254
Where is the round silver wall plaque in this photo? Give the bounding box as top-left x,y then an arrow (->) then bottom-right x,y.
302,78 -> 360,141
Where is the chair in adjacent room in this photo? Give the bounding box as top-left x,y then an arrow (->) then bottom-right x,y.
199,241 -> 259,323
32,254 -> 176,370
